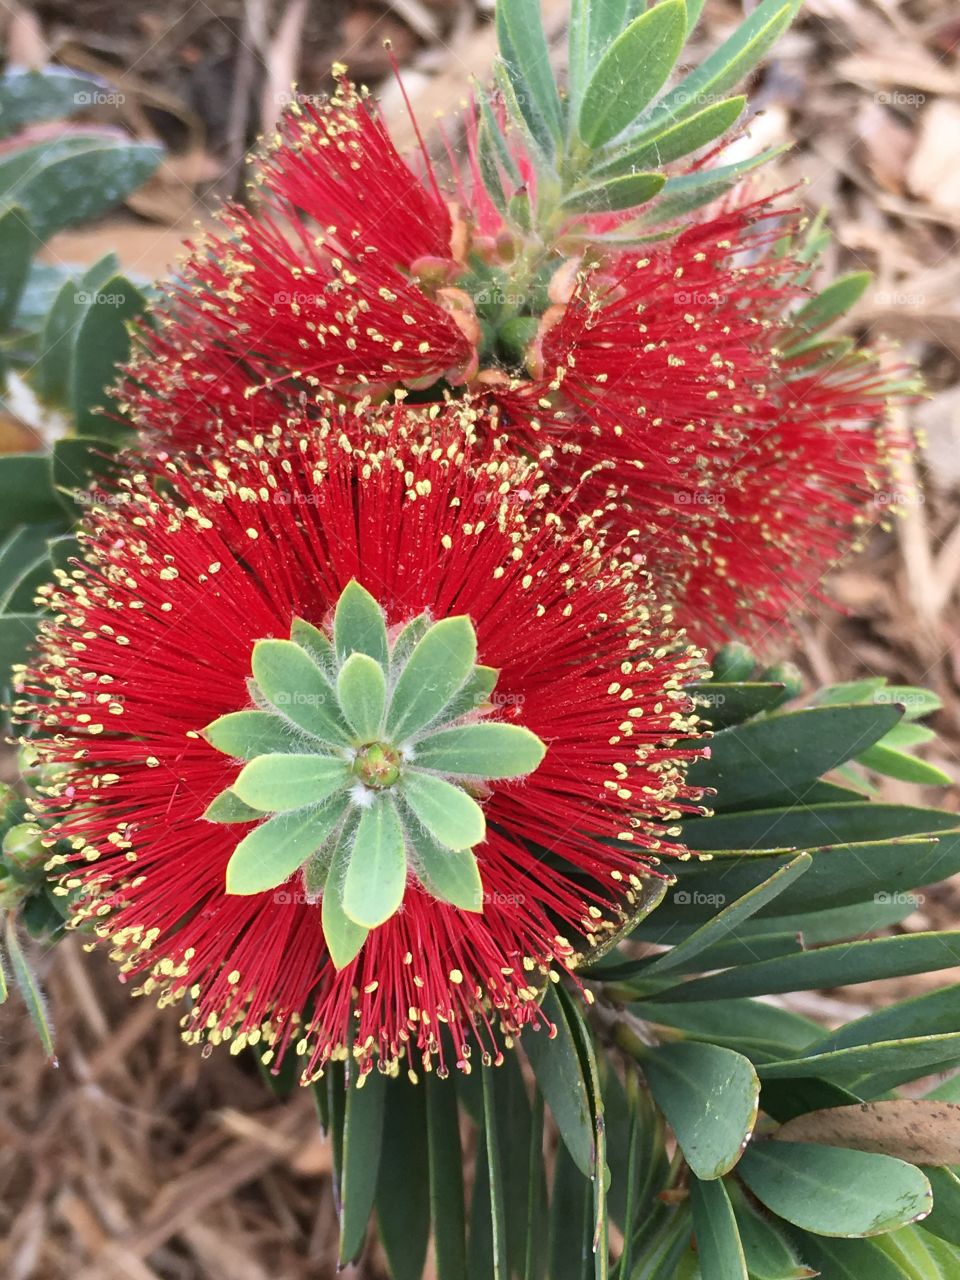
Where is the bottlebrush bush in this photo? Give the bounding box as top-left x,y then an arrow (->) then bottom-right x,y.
1,3 -> 959,1277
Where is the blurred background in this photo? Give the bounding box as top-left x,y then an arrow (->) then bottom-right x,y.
1,0 -> 959,1275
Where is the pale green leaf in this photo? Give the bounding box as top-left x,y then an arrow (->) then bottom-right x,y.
342,795 -> 408,928
578,0 -> 687,148
252,638 -> 351,744
386,616 -> 477,739
413,723 -> 545,779
406,823 -> 484,912
232,753 -> 350,812
336,652 -> 387,741
203,788 -> 262,823
399,771 -> 485,850
322,817 -> 369,969
204,710 -> 305,760
225,798 -> 349,895
333,579 -> 389,667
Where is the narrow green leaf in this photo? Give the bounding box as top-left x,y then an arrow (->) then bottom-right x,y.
523,1089 -> 546,1280
647,0 -> 800,129
342,795 -> 408,928
728,1180 -> 812,1279
204,709 -> 305,760
35,275 -> 83,405
0,138 -> 162,240
406,824 -> 484,912
377,1078 -> 431,1280
202,788 -> 262,823
653,931 -> 960,1003
591,96 -> 746,175
333,579 -> 389,667
814,982 -> 960,1055
758,1033 -> 960,1095
645,853 -> 810,975
625,997 -> 821,1066
638,145 -> 788,224
252,638 -> 351,744
481,1060 -> 509,1280
687,679 -> 790,730
680,801 -> 960,852
856,742 -> 952,786
386,615 -> 477,739
322,817 -> 369,969
547,1139 -> 592,1280
656,837 -> 954,924
578,0 -> 687,148
791,1233 -> 909,1280
339,1066 -> 386,1264
0,206 -> 38,329
923,1167 -> 960,1248
523,985 -> 594,1177
336,652 -> 387,741
232,753 -> 350,813
436,664 -> 499,723
690,1177 -> 749,1279
495,0 -> 563,153
787,272 -> 871,339
738,1141 -> 932,1237
426,1073 -> 468,1280
413,722 -> 545,779
290,615 -> 333,665
642,1041 -> 758,1179
561,171 -> 665,213
70,273 -> 147,433
686,703 -> 904,810
0,453 -> 62,531
399,771 -> 485,850
5,916 -> 55,1060
225,798 -> 348,895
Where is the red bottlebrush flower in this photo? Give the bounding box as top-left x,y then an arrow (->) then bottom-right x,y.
492,197 -> 910,647
21,403 -> 704,1080
122,81 -> 477,442
117,75 -> 908,650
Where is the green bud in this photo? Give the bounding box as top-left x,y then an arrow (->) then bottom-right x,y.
710,642 -> 755,683
3,823 -> 46,871
759,661 -> 804,701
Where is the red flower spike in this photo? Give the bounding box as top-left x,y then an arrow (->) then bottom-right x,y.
20,402 -> 706,1081
118,78 -> 911,651
122,81 -> 474,443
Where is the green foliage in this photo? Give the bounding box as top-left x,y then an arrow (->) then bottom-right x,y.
285,646 -> 960,1277
0,72 -> 160,695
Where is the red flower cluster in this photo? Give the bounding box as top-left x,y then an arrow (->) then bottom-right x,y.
120,83 -> 907,647
23,404 -> 704,1078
